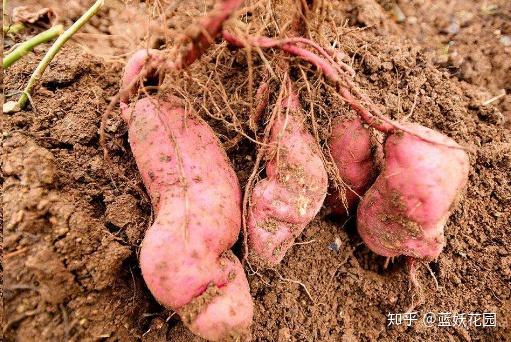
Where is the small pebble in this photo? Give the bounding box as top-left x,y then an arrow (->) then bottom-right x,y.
406,16 -> 418,25
447,21 -> 460,35
499,35 -> 511,47
451,274 -> 462,285
328,237 -> 342,252
382,61 -> 393,70
3,100 -> 19,114
392,4 -> 406,23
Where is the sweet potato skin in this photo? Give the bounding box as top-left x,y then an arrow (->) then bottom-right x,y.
327,117 -> 379,216
123,97 -> 253,341
120,49 -> 162,103
247,93 -> 328,266
357,123 -> 470,261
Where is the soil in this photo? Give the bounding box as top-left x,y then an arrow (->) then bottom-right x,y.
2,0 -> 510,341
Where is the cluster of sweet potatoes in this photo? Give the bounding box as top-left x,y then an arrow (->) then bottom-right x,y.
115,1 -> 470,340
329,118 -> 469,263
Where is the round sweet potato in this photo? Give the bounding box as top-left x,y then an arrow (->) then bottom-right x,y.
357,123 -> 469,260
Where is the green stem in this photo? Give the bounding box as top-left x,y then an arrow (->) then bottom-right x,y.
3,22 -> 25,34
3,25 -> 64,69
17,0 -> 104,109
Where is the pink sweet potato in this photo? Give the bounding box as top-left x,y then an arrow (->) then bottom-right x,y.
327,117 -> 380,216
357,123 -> 469,261
115,2 -> 253,337
247,92 -> 328,266
121,97 -> 253,341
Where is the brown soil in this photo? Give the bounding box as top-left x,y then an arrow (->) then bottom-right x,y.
2,0 -> 510,341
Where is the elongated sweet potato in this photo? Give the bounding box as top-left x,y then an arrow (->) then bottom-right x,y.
115,1 -> 253,337
357,123 -> 469,261
327,117 -> 380,216
121,96 -> 253,341
247,92 -> 328,266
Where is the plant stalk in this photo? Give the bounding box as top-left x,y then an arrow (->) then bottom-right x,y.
3,22 -> 25,34
3,25 -> 64,68
17,0 -> 104,109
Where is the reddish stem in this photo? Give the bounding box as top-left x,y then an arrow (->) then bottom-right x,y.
224,31 -> 387,129
339,87 -> 393,133
223,31 -> 340,83
223,31 -> 467,149
180,0 -> 244,68
251,81 -> 269,131
281,44 -> 340,82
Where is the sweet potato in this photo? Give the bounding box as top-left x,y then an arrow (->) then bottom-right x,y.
327,117 -> 380,216
121,96 -> 253,341
357,123 -> 469,261
114,2 -> 257,338
247,91 -> 328,266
